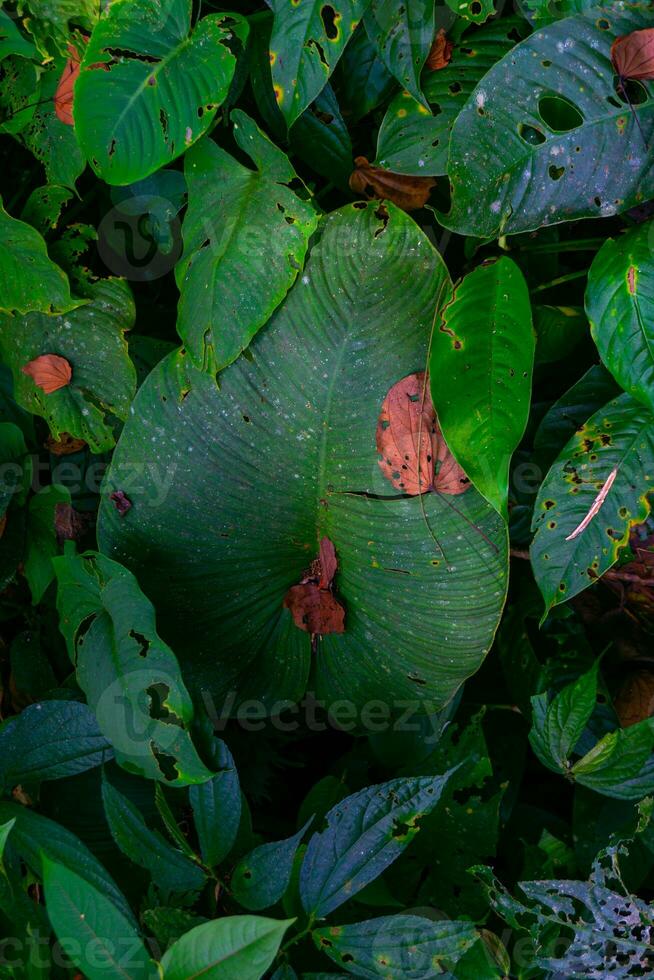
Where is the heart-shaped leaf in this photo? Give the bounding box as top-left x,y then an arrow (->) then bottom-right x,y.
98,203 -> 507,714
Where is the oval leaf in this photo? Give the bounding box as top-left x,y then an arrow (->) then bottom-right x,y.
231,819 -> 313,912
161,915 -> 294,980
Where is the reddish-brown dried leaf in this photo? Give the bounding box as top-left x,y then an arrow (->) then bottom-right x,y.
22,354 -> 72,394
0,513 -> 6,540
349,157 -> 435,211
426,28 -> 453,71
318,536 -> 338,589
611,28 -> 654,80
614,669 -> 654,727
54,42 -> 83,126
45,432 -> 87,455
284,584 -> 346,635
110,490 -> 132,516
54,502 -> 88,545
376,371 -> 469,496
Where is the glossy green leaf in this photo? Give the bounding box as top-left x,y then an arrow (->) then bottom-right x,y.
334,23 -> 396,123
0,278 -> 136,453
189,737 -> 241,868
0,9 -> 37,60
571,721 -> 654,800
20,54 -> 86,189
0,198 -> 78,315
176,115 -> 317,373
161,915 -> 293,980
523,0 -> 599,26
530,393 -> 654,612
102,776 -> 206,893
0,421 -> 31,514
586,220 -> 654,413
314,915 -> 478,977
0,54 -> 40,136
364,0 -> 433,107
75,0 -> 247,184
98,203 -> 507,714
290,84 -> 353,190
24,484 -> 71,603
430,257 -> 534,520
445,0 -> 496,23
16,0 -> 99,57
53,548 -> 214,786
300,773 -> 452,917
231,819 -> 312,911
444,10 -> 654,236
42,857 -> 154,980
529,661 -> 599,772
20,184 -> 74,236
0,701 -> 111,791
534,304 -> 588,364
270,0 -> 367,127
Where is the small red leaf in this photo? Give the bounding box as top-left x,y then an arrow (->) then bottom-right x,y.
110,491 -> 132,516
376,371 -> 469,496
611,28 -> 654,80
54,43 -> 83,126
22,354 -> 72,394
284,584 -> 346,635
426,28 -> 453,71
318,536 -> 338,589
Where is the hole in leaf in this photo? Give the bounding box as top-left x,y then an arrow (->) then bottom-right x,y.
470,0 -> 482,12
320,4 -> 338,40
548,164 -> 565,181
613,75 -> 648,106
518,122 -> 546,145
538,94 -> 584,131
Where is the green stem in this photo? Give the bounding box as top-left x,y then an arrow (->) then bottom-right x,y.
531,269 -> 587,294
280,916 -> 316,954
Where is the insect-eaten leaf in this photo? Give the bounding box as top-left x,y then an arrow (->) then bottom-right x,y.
349,157 -> 435,211
22,354 -> 72,394
54,41 -> 84,126
611,27 -> 654,80
376,372 -> 470,496
284,536 -> 345,635
45,432 -> 87,455
426,29 -> 453,71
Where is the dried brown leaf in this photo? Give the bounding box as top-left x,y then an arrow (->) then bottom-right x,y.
45,432 -> 87,455
426,28 -> 453,71
611,28 -> 654,80
614,669 -> 654,727
0,513 -> 6,540
54,502 -> 88,545
376,371 -> 469,496
318,536 -> 338,589
284,583 -> 346,635
22,354 -> 72,394
349,157 -> 435,211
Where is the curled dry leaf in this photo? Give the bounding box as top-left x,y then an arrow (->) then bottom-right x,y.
54,42 -> 84,126
611,28 -> 654,80
283,535 -> 345,635
21,354 -> 72,394
0,512 -> 6,540
614,669 -> 654,728
426,28 -> 453,71
45,432 -> 87,455
349,157 -> 436,212
110,490 -> 132,516
376,371 -> 470,496
54,502 -> 88,545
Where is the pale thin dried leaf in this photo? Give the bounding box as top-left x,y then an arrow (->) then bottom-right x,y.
565,466 -> 618,541
318,536 -> 338,589
22,354 -> 72,394
349,157 -> 435,211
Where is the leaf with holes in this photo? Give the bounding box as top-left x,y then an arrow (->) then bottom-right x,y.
300,773 -> 452,917
0,199 -> 79,315
445,0 -> 496,24
42,857 -> 154,980
161,916 -> 294,980
586,220 -> 654,414
270,0 -> 368,128
376,18 -> 525,176
53,548 -> 214,786
176,114 -> 317,373
98,204 -> 507,715
444,10 -> 654,236
430,257 -> 534,521
74,0 -> 248,185
531,393 -> 654,613
231,819 -> 313,911
314,915 -> 478,978
0,278 -> 136,453
364,0 -> 433,107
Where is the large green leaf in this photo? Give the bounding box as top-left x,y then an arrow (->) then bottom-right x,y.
176,115 -> 317,373
0,198 -> 78,315
0,9 -> 37,60
530,393 -> 654,612
0,277 -> 136,453
444,10 -> 654,236
98,203 -> 507,714
375,18 -> 523,176
75,0 -> 247,184
430,257 -> 534,520
300,774 -> 451,917
53,548 -> 214,786
314,915 -> 478,977
161,915 -> 293,980
42,857 -> 154,980
364,0 -> 433,107
0,701 -> 111,792
586,220 -> 654,414
270,0 -> 368,127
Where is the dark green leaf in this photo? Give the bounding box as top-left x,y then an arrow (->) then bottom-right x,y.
529,661 -> 599,772
161,915 -> 294,980
189,737 -> 241,868
231,819 -> 313,911
364,0 -> 433,107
